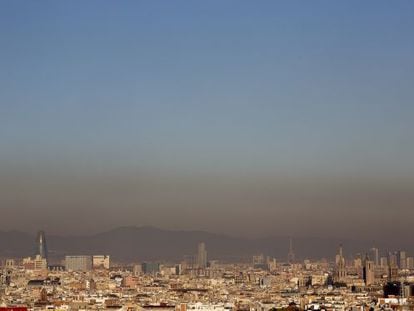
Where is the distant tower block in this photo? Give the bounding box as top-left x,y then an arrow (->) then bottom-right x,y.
35,230 -> 48,261
363,254 -> 375,286
287,237 -> 295,263
197,242 -> 208,269
371,247 -> 379,266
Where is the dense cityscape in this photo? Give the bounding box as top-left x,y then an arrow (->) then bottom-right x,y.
2,1 -> 414,311
1,231 -> 413,310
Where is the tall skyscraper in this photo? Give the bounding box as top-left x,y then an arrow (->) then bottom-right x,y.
398,251 -> 407,269
197,242 -> 207,269
370,247 -> 379,266
388,252 -> 399,282
389,252 -> 398,267
363,254 -> 375,286
287,237 -> 295,263
35,230 -> 48,262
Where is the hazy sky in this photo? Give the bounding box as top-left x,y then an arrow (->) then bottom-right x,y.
1,1 -> 413,240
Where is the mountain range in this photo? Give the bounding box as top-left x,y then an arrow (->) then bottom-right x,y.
0,226 -> 410,263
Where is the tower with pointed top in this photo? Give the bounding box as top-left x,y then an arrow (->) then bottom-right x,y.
35,230 -> 48,263
334,244 -> 346,283
287,237 -> 295,264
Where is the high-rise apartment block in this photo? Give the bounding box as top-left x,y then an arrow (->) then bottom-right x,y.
65,256 -> 92,271
142,262 -> 160,274
363,255 -> 375,286
197,242 -> 207,269
398,251 -> 407,269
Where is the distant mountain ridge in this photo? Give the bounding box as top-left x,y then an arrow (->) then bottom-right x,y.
0,226 -> 411,263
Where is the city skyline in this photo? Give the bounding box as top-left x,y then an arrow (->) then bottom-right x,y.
5,227 -> 414,265
1,2 -> 414,310
1,226 -> 413,264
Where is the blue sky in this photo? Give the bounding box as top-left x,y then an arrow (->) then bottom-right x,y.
1,1 -> 414,236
